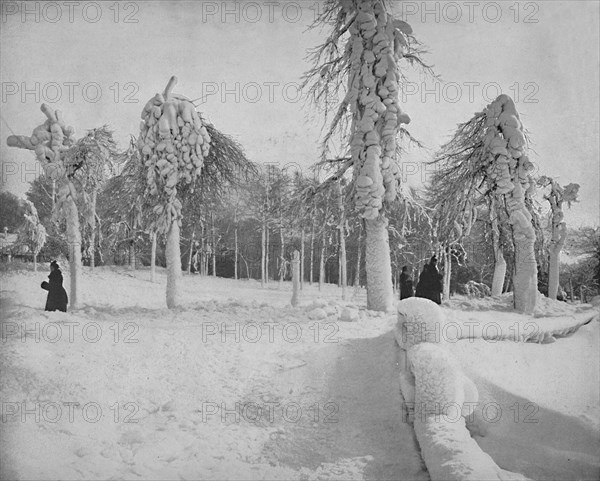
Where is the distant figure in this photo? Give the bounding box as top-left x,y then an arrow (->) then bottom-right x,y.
399,266 -> 414,300
415,256 -> 443,305
41,260 -> 68,312
414,264 -> 428,298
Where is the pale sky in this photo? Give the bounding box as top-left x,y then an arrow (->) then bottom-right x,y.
1,0 -> 598,227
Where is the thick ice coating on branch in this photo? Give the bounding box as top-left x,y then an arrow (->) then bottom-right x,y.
344,0 -> 412,220
139,76 -> 211,234
7,103 -> 75,181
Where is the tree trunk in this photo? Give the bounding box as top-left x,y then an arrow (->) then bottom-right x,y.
492,251 -> 507,296
166,220 -> 182,309
569,277 -> 574,301
310,218 -> 315,285
291,250 -> 300,306
261,218 -> 266,288
265,227 -> 270,284
187,229 -> 195,274
234,209 -> 238,281
548,221 -> 567,300
279,225 -> 285,289
33,252 -> 37,272
365,215 -> 393,312
490,197 -> 506,296
319,232 -> 326,291
90,190 -> 97,270
300,228 -> 305,290
354,223 -> 362,287
211,212 -> 216,277
65,195 -> 81,309
339,223 -> 347,300
442,245 -> 451,301
509,180 -> 538,314
150,231 -> 157,283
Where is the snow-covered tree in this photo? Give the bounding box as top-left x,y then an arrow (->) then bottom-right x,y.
139,76 -> 252,306
68,126 -> 118,269
428,95 -> 538,312
484,95 -> 538,313
7,104 -> 81,307
304,0 -> 431,311
102,137 -> 154,272
537,177 -> 580,299
139,76 -> 212,308
20,199 -> 47,271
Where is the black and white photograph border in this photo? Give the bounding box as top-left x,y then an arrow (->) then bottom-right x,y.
0,1 -> 599,480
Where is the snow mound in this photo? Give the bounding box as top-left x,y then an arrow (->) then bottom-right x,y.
396,297 -> 446,349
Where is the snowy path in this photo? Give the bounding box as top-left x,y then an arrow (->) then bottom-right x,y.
260,332 -> 428,480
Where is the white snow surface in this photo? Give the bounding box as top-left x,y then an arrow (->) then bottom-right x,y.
1,268 -> 598,481
0,267 -> 426,481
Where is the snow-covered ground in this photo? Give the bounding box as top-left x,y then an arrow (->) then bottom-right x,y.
0,267 -> 426,480
1,267 -> 598,480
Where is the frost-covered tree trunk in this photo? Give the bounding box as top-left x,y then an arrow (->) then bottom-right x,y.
61,189 -> 82,309
365,216 -> 393,311
165,221 -> 182,309
187,230 -> 195,274
265,227 -> 270,283
150,230 -> 157,283
261,218 -> 266,288
442,245 -> 451,300
300,228 -> 305,289
211,212 -> 216,277
128,239 -> 136,270
319,231 -> 326,291
337,181 -> 347,300
354,225 -> 362,287
234,209 -> 238,280
309,218 -> 315,285
89,190 -> 97,270
291,250 -> 300,306
279,224 -> 285,289
490,197 -> 506,296
509,183 -> 537,313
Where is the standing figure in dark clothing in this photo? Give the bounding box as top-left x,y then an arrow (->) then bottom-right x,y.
427,255 -> 443,304
41,261 -> 68,312
415,256 -> 443,305
399,266 -> 414,300
414,263 -> 428,298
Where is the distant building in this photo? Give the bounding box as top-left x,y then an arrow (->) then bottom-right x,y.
0,227 -> 29,261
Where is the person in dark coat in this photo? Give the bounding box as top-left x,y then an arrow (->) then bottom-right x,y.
415,256 -> 443,305
399,266 -> 414,300
41,261 -> 68,312
427,255 -> 443,305
414,263 -> 428,298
